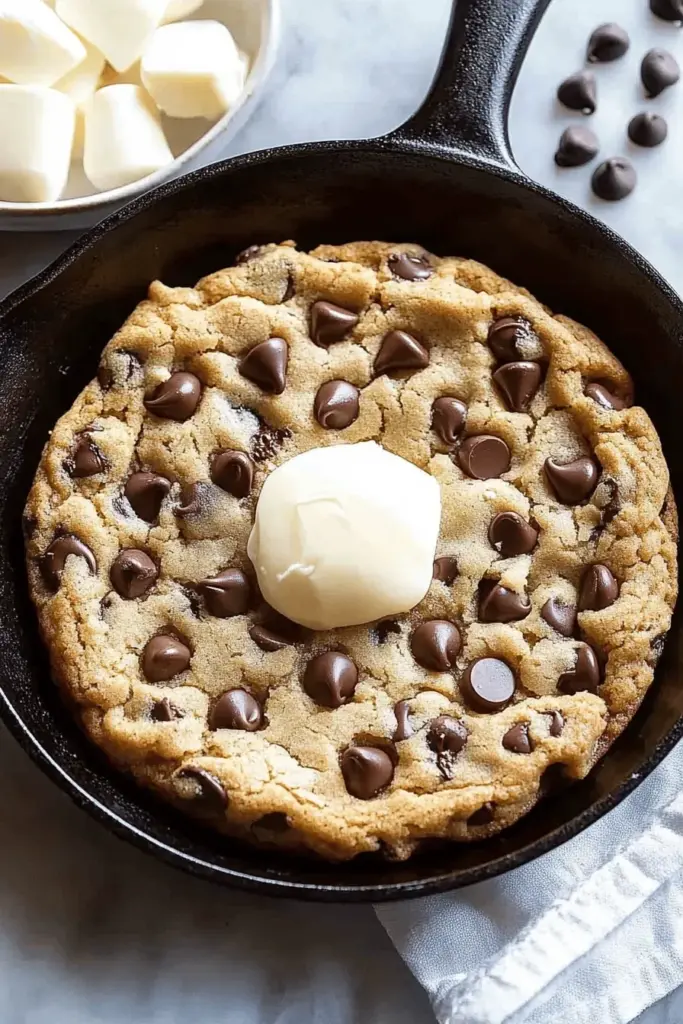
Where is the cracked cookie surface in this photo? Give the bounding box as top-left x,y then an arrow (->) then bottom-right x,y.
24,240 -> 677,860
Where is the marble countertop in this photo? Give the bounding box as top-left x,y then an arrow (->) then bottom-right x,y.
1,1 -> 682,1021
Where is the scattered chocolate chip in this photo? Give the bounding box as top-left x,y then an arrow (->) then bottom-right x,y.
587,23 -> 629,62
578,564 -> 619,611
280,273 -> 295,303
433,556 -> 458,585
558,644 -> 601,694
545,456 -> 599,504
628,112 -> 668,148
541,598 -> 577,637
341,745 -> 394,799
177,767 -> 227,811
427,715 -> 468,755
650,0 -> 683,21
479,580 -> 531,623
459,657 -> 516,713
69,435 -> 105,478
393,700 -> 413,741
557,70 -> 597,114
458,435 -> 511,479
387,252 -> 433,281
239,338 -> 288,394
110,549 -> 158,599
235,244 -> 263,264
174,482 -> 207,518
197,568 -> 250,617
554,125 -> 600,168
374,330 -> 430,377
97,364 -> 114,390
151,697 -> 183,722
210,449 -> 254,498
372,619 -> 401,644
310,301 -> 359,347
493,361 -> 543,412
641,48 -> 680,97
488,511 -> 538,557
303,652 -> 358,708
210,689 -> 262,731
124,471 -> 171,522
144,372 -> 202,421
591,158 -> 637,201
251,424 -> 292,463
142,634 -> 191,682
432,397 -> 467,445
42,534 -> 97,590
548,711 -> 564,737
488,317 -> 538,363
249,623 -> 291,651
410,620 -> 461,672
585,381 -> 628,410
503,722 -> 533,754
314,379 -> 360,429
468,802 -> 494,826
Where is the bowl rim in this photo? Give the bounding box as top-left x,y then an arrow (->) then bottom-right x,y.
0,0 -> 280,218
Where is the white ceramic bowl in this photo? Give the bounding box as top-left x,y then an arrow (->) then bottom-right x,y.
0,0 -> 279,232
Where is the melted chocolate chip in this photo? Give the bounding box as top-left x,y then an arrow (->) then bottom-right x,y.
488,511 -> 538,557
210,689 -> 262,731
211,450 -> 254,498
372,619 -> 401,644
410,620 -> 461,672
432,397 -> 467,445
124,472 -> 171,522
249,607 -> 301,651
558,644 -> 601,694
554,125 -> 600,167
545,456 -> 599,504
458,435 -> 511,479
341,745 -> 394,799
578,564 -> 619,611
142,634 -> 191,682
628,112 -> 668,148
393,700 -> 413,741
387,252 -> 433,281
314,380 -> 360,429
488,317 -> 537,363
433,556 -> 458,585
69,435 -> 106,478
585,382 -> 628,410
151,697 -> 183,722
502,722 -> 533,754
479,580 -> 531,623
641,48 -> 680,97
310,301 -> 359,347
493,361 -> 542,412
251,424 -> 292,463
557,70 -> 597,114
110,549 -> 158,599
249,623 -> 292,651
374,330 -> 429,376
468,802 -> 495,826
650,0 -> 683,21
459,657 -> 516,713
144,372 -> 202,421
239,338 -> 288,394
177,767 -> 228,811
587,23 -> 629,62
591,158 -> 637,201
303,652 -> 358,708
174,482 -> 207,518
548,711 -> 564,737
42,535 -> 97,590
427,715 -> 468,755
197,568 -> 250,618
541,598 -> 577,637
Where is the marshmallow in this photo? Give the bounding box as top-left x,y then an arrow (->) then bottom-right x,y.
56,0 -> 167,73
141,20 -> 245,120
0,85 -> 75,202
163,0 -> 204,22
54,40 -> 105,158
83,84 -> 173,192
247,442 -> 442,631
0,0 -> 86,87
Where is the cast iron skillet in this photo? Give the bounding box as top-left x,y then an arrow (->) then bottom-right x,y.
0,0 -> 681,902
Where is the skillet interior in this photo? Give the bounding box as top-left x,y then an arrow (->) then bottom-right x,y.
0,144 -> 682,900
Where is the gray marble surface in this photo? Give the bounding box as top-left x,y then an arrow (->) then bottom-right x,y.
1,0 -> 682,1021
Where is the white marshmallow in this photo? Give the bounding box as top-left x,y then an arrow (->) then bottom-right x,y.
163,0 -> 203,22
0,85 -> 75,202
54,40 -> 105,158
83,84 -> 173,192
56,0 -> 167,73
141,20 -> 244,120
247,442 -> 442,631
0,0 -> 86,87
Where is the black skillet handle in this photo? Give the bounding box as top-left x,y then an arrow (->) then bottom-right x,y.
388,0 -> 553,168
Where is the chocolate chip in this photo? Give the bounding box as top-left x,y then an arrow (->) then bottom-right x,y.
468,802 -> 494,826
650,0 -> 683,21
303,652 -> 358,708
558,644 -> 601,694
585,382 -> 628,410
557,70 -> 597,113
341,745 -> 394,799
177,767 -> 228,811
310,301 -> 359,347
628,112 -> 668,148
554,126 -> 600,168
174,482 -> 207,518
393,700 -> 413,741
488,511 -> 538,557
427,715 -> 468,755
459,657 -> 516,712
488,317 -> 537,363
235,244 -> 262,264
548,711 -> 564,737
541,598 -> 577,637
502,722 -> 533,754
69,435 -> 105,478
210,689 -> 262,731
239,338 -> 288,394
251,424 -> 292,463
374,330 -> 429,377
432,397 -> 467,445
493,361 -> 542,412
144,372 -> 202,421
641,48 -> 680,97
249,623 -> 292,651
197,568 -> 249,617
387,252 -> 433,281
42,535 -> 97,590
314,380 -> 360,429
124,471 -> 171,522
372,619 -> 401,644
142,634 -> 191,682
97,364 -> 113,390
545,456 -> 599,504
458,435 -> 511,479
578,564 -> 619,612
151,697 -> 183,722
479,579 -> 531,623
249,606 -> 301,651
591,158 -> 637,201
587,23 -> 629,62
210,450 -> 254,498
433,556 -> 458,585
410,620 -> 461,672
110,549 -> 158,599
